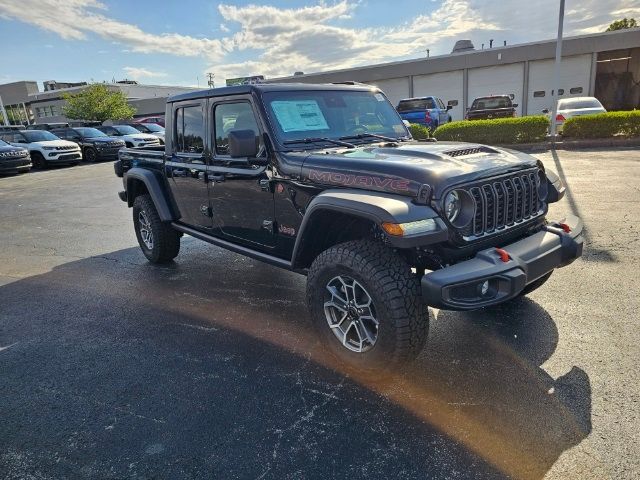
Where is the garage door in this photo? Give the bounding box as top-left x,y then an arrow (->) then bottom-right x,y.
413,71 -> 464,121
527,54 -> 592,115
468,63 -> 525,116
365,77 -> 410,108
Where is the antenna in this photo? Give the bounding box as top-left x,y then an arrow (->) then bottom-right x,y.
206,73 -> 215,88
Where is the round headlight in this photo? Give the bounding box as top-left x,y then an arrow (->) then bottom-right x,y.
444,191 -> 461,222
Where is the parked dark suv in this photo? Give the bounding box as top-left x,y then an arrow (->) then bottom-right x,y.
466,95 -> 518,120
51,127 -> 126,162
0,138 -> 31,174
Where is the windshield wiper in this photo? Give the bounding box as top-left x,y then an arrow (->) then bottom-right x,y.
283,137 -> 355,148
339,133 -> 400,143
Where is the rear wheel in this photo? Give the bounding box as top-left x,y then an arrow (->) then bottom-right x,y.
307,240 -> 429,370
132,194 -> 180,263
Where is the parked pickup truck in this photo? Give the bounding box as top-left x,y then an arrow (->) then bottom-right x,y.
114,83 -> 583,370
466,95 -> 518,120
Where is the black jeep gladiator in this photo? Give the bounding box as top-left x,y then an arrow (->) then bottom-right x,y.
114,83 -> 583,370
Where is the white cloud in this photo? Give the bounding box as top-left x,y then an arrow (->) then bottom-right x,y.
123,67 -> 168,79
0,0 -> 226,59
1,0 -> 638,84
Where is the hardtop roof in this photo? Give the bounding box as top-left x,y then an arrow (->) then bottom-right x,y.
168,82 -> 379,103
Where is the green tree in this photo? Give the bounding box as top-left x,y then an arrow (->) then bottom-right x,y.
62,83 -> 135,121
606,18 -> 637,31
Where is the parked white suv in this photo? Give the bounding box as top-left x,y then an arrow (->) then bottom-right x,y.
98,125 -> 161,148
130,123 -> 165,145
1,130 -> 81,168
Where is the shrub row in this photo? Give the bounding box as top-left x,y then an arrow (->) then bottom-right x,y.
433,116 -> 549,144
407,123 -> 431,141
562,110 -> 640,138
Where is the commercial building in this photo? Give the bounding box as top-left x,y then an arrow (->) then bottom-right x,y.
270,28 -> 640,121
0,80 -> 198,126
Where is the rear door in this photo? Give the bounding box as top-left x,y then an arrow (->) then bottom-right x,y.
165,101 -> 212,230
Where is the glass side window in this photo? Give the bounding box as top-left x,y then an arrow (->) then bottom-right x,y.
214,102 -> 262,156
175,105 -> 204,154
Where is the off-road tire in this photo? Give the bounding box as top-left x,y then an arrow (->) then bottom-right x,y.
132,194 -> 180,263
520,272 -> 553,296
31,151 -> 47,169
307,240 -> 429,370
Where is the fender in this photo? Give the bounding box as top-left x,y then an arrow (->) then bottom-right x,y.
291,189 -> 448,267
124,167 -> 178,221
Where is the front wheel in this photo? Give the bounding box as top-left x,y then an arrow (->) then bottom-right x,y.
307,240 -> 429,370
132,194 -> 180,263
84,147 -> 97,162
31,151 -> 47,169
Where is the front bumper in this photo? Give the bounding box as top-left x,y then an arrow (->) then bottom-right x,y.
46,152 -> 82,163
421,214 -> 584,310
0,157 -> 32,173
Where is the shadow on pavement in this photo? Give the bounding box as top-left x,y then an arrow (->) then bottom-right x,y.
0,244 -> 592,479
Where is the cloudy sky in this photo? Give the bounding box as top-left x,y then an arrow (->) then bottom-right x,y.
0,0 -> 638,88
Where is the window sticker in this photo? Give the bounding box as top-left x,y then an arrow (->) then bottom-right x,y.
374,93 -> 385,102
271,100 -> 329,132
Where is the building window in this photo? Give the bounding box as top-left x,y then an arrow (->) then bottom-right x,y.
570,87 -> 583,94
447,100 -> 458,107
558,89 -> 565,95
533,91 -> 545,97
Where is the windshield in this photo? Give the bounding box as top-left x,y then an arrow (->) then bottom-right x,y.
75,127 -> 107,137
22,130 -> 60,142
397,98 -> 436,112
113,125 -> 140,135
262,90 -> 408,145
559,98 -> 603,110
471,97 -> 512,109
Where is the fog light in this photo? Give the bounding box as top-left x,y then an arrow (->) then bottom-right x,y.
479,280 -> 490,296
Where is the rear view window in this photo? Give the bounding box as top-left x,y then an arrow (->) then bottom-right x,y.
558,98 -> 603,110
397,98 -> 436,112
175,105 -> 204,154
470,97 -> 512,109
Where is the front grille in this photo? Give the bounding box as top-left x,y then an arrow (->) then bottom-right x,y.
457,168 -> 544,239
57,153 -> 81,160
55,145 -> 77,151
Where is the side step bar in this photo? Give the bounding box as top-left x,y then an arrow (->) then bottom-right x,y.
171,222 -> 303,274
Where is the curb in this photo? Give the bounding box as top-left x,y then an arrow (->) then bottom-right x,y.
500,137 -> 640,152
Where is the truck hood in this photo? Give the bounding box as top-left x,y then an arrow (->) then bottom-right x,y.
299,141 -> 538,199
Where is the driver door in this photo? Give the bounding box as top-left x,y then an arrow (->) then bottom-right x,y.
208,97 -> 276,250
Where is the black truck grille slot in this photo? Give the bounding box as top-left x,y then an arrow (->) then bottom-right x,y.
461,168 -> 542,238
444,146 -> 497,157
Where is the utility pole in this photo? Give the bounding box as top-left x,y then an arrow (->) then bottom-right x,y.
206,73 -> 215,88
426,49 -> 430,58
550,0 -> 565,138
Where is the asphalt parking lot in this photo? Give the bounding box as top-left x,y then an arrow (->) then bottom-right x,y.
1,148 -> 638,480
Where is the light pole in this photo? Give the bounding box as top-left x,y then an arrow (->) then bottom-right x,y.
0,94 -> 9,126
549,0 -> 565,138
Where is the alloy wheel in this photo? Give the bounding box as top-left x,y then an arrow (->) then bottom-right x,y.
138,211 -> 154,250
323,275 -> 379,353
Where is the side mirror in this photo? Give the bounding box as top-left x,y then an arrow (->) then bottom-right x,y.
542,108 -> 550,114
512,103 -> 519,108
446,105 -> 453,111
228,129 -> 258,158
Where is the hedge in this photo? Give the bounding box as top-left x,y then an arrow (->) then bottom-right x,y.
562,110 -> 640,139
433,116 -> 549,144
407,123 -> 431,141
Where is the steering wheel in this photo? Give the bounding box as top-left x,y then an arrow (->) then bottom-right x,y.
346,124 -> 369,134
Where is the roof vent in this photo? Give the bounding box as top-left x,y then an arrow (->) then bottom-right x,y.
452,40 -> 475,54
